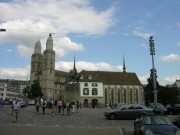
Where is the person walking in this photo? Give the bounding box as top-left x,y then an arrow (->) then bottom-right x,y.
57,99 -> 62,114
61,100 -> 66,116
0,97 -> 3,108
35,98 -> 40,114
12,101 -> 20,122
66,101 -> 71,116
76,101 -> 80,113
42,99 -> 47,115
51,105 -> 55,116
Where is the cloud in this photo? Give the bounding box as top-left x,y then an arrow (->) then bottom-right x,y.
160,54 -> 180,62
0,0 -> 116,58
0,66 -> 30,80
54,37 -> 85,57
6,49 -> 13,53
161,75 -> 180,86
176,42 -> 180,47
132,30 -> 151,39
177,22 -> 180,28
0,61 -> 123,80
55,61 -> 123,72
138,74 -> 149,85
138,74 -> 180,86
17,44 -> 33,58
1,60 -> 178,86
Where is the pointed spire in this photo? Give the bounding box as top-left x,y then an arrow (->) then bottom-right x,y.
123,53 -> 126,73
46,34 -> 53,50
73,54 -> 76,71
34,38 -> 41,54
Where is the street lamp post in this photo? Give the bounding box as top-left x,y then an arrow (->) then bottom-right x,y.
149,36 -> 158,104
0,29 -> 6,32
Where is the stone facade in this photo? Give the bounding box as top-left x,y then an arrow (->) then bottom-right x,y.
0,79 -> 30,100
30,34 -> 67,100
75,70 -> 144,106
30,34 -> 144,105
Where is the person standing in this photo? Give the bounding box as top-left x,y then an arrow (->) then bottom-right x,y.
42,99 -> 47,115
71,100 -> 75,113
12,101 -> 20,122
76,101 -> 79,113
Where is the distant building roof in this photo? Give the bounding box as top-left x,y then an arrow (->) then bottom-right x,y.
79,70 -> 142,85
176,79 -> 180,88
55,70 -> 68,77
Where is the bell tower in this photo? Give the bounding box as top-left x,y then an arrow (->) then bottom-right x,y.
30,39 -> 43,83
41,34 -> 55,99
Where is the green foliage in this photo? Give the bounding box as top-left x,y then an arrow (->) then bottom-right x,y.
23,86 -> 30,96
144,69 -> 180,105
28,80 -> 43,98
157,86 -> 180,105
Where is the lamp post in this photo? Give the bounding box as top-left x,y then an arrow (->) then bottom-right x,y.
0,29 -> 6,32
149,36 -> 158,104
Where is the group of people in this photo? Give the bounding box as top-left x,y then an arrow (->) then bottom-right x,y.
35,98 -> 80,116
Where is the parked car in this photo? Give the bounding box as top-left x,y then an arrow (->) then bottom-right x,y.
149,102 -> 167,114
104,104 -> 153,120
173,117 -> 180,129
166,104 -> 180,115
108,103 -> 126,110
28,99 -> 35,105
18,101 -> 27,108
134,113 -> 180,135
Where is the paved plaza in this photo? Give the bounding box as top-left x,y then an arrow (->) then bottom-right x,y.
0,105 -> 134,135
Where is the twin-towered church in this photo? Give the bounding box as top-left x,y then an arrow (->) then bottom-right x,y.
30,34 -> 144,106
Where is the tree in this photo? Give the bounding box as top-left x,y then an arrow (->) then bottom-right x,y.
144,68 -> 159,104
23,86 -> 30,96
144,69 -> 180,105
29,80 -> 43,98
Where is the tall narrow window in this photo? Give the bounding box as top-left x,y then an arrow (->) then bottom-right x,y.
84,83 -> 88,87
92,88 -> 98,95
83,88 -> 89,95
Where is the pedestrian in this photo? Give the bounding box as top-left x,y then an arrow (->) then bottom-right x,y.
57,99 -> 62,114
35,98 -> 40,114
0,97 -> 3,108
66,101 -> 71,116
54,100 -> 57,113
76,101 -> 79,113
51,105 -> 55,116
71,100 -> 75,113
11,98 -> 16,115
61,100 -> 66,116
92,99 -> 96,109
12,100 -> 20,122
42,99 -> 47,114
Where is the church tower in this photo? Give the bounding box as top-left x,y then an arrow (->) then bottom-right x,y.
123,55 -> 126,73
30,39 -> 43,83
41,34 -> 55,99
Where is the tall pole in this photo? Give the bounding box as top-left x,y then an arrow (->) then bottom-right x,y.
0,29 -> 6,32
149,36 -> 158,104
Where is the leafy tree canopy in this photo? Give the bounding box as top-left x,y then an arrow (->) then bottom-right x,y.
28,80 -> 43,99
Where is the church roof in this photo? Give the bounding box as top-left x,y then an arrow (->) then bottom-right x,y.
79,70 -> 142,85
55,70 -> 68,77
